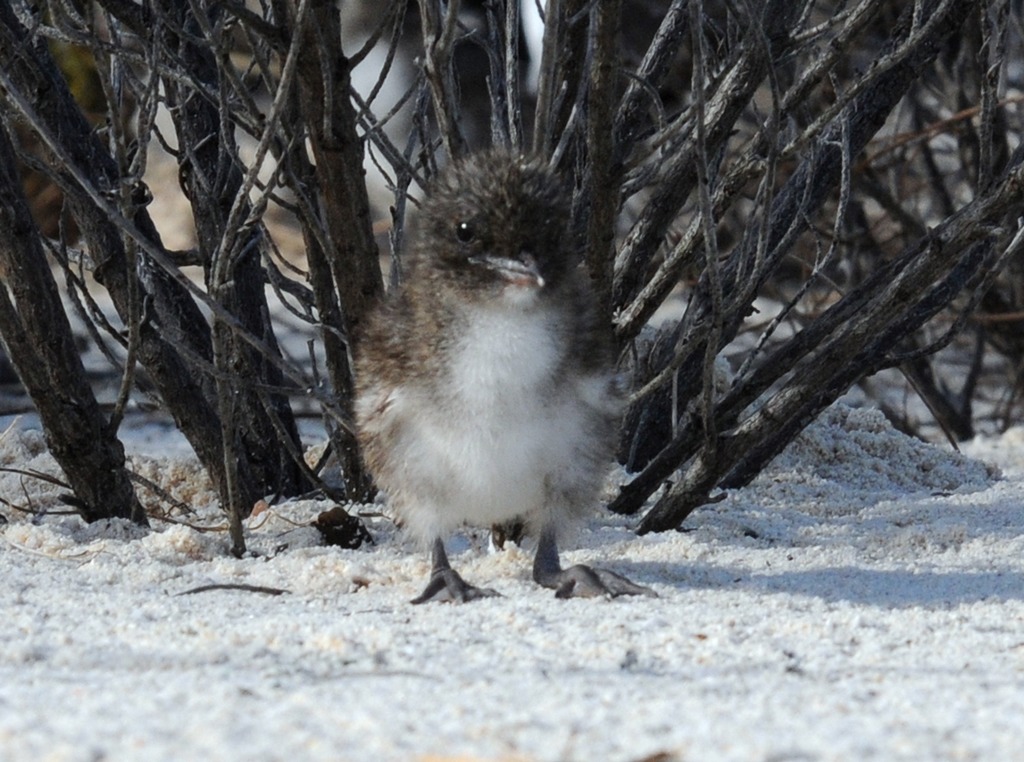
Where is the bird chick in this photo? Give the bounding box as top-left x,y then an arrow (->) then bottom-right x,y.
355,149 -> 654,603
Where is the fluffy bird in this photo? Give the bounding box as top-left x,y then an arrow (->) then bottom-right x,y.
355,149 -> 654,603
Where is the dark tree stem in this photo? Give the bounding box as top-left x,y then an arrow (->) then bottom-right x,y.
279,0 -> 383,500
0,126 -> 146,526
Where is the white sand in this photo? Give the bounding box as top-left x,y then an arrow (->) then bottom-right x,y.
1,403 -> 1022,762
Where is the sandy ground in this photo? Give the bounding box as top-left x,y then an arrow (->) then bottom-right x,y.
1,403 -> 1022,762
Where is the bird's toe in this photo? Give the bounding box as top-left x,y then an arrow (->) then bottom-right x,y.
410,568 -> 501,604
549,564 -> 657,600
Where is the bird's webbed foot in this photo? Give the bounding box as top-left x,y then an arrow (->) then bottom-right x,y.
411,567 -> 501,604
539,563 -> 658,599
411,538 -> 501,604
533,525 -> 657,600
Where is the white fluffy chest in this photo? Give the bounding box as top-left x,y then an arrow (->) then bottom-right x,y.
435,306 -> 568,507
372,305 -> 609,538
447,305 -> 562,409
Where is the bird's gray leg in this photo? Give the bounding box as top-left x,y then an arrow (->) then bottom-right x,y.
410,538 -> 501,604
532,524 -> 657,599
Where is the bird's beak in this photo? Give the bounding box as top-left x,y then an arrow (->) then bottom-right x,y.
471,253 -> 545,288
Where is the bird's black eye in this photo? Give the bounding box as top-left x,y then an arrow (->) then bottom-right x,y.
455,221 -> 475,243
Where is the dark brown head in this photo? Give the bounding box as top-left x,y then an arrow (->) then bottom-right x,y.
408,150 -> 574,304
